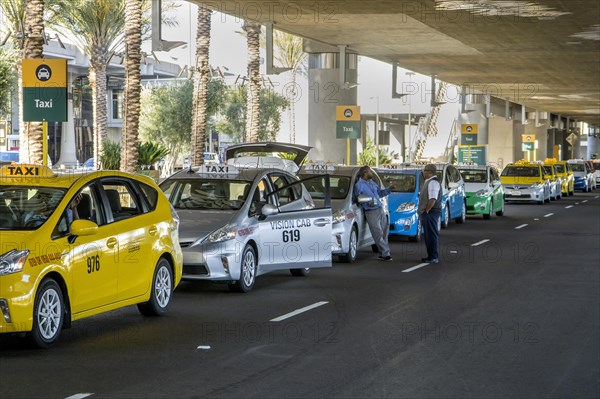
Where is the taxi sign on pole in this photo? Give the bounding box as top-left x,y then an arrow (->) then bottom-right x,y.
336,105 -> 361,139
460,124 -> 478,145
22,59 -> 68,122
522,134 -> 536,143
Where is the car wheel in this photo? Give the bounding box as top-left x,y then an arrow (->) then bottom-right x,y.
455,202 -> 466,224
29,279 -> 64,348
229,245 -> 257,293
495,200 -> 505,216
483,200 -> 492,220
409,220 -> 422,242
340,227 -> 358,263
441,204 -> 450,229
138,258 -> 173,316
290,267 -> 310,277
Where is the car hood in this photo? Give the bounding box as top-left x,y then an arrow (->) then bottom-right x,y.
176,210 -> 236,243
225,142 -> 312,166
388,192 -> 419,210
0,230 -> 37,253
464,183 -> 489,193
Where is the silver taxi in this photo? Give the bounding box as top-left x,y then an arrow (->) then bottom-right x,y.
298,161 -> 388,263
159,163 -> 332,292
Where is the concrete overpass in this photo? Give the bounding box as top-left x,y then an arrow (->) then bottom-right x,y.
180,0 -> 600,163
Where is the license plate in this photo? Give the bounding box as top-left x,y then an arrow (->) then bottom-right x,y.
511,190 -> 521,196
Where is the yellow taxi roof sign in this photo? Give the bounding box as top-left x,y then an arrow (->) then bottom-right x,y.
0,164 -> 55,178
513,160 -> 531,166
544,158 -> 558,164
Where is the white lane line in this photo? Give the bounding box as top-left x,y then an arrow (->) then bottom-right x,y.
402,263 -> 431,273
533,218 -> 540,221
450,250 -> 458,254
582,200 -> 588,203
595,196 -> 599,199
197,345 -> 211,350
575,202 -> 580,205
270,301 -> 329,322
515,224 -> 528,230
544,213 -> 554,218
471,239 -> 490,247
65,394 -> 93,399
565,205 -> 574,209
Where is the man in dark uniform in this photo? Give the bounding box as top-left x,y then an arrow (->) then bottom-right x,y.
418,164 -> 442,263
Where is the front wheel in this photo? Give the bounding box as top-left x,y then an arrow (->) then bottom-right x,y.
340,227 -> 358,263
229,245 -> 257,293
138,258 -> 174,316
441,204 -> 450,229
455,202 -> 466,224
483,201 -> 493,220
495,200 -> 505,216
409,220 -> 422,242
29,279 -> 64,348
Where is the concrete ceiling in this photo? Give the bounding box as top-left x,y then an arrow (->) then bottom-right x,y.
195,0 -> 600,125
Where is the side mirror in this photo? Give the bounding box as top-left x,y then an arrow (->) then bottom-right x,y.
70,219 -> 98,237
356,194 -> 372,204
448,182 -> 459,189
260,204 -> 279,216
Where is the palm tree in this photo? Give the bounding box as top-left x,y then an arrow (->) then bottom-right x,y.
273,30 -> 305,144
51,0 -> 126,169
190,4 -> 212,166
22,0 -> 46,164
121,0 -> 142,173
0,0 -> 27,162
243,20 -> 261,142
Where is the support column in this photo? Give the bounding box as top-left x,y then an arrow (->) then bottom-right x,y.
306,49 -> 358,164
57,71 -> 78,166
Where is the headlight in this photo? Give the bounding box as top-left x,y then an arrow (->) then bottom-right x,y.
531,182 -> 542,188
0,249 -> 29,276
333,209 -> 347,224
203,224 -> 237,243
396,202 -> 415,212
475,189 -> 489,197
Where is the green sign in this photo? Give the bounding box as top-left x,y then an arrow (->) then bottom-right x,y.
336,121 -> 361,139
458,145 -> 487,165
461,133 -> 478,145
522,142 -> 534,151
23,87 -> 68,122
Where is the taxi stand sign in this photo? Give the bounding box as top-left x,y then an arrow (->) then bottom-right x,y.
22,59 -> 68,122
336,106 -> 361,139
461,124 -> 478,145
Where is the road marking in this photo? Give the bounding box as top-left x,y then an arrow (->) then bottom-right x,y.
515,224 -> 528,230
402,263 -> 431,272
582,200 -> 588,203
544,213 -> 554,218
565,205 -> 573,209
270,301 -> 329,322
450,250 -> 458,254
471,239 -> 490,247
595,196 -> 599,199
197,345 -> 211,350
575,202 -> 580,205
65,394 -> 93,399
534,218 -> 540,221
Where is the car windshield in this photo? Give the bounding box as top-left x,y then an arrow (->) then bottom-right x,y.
554,164 -> 565,173
542,166 -> 554,176
569,163 -> 585,172
380,174 -> 417,192
501,166 -> 540,177
593,163 -> 600,171
0,186 -> 67,230
161,179 -> 252,210
458,169 -> 487,183
299,175 -> 350,199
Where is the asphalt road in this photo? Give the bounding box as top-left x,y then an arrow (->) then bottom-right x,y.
1,191 -> 599,399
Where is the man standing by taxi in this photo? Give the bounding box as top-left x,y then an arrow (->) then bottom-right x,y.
419,164 -> 442,264
355,166 -> 393,261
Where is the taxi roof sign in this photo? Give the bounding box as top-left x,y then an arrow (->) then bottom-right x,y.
1,164 -> 55,178
304,160 -> 337,173
197,164 -> 240,177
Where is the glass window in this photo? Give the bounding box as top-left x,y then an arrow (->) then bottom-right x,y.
52,185 -> 102,238
380,173 -> 417,193
0,186 -> 66,230
501,166 -> 540,177
112,90 -> 124,120
269,174 -> 296,205
298,174 -> 350,200
569,163 -> 584,172
458,169 -> 488,183
102,181 -> 141,222
138,182 -> 159,211
554,164 -> 565,173
164,179 -> 251,211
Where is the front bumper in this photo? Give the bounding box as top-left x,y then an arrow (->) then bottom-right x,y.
466,196 -> 491,215
389,211 -> 419,236
0,272 -> 36,334
574,178 -> 588,190
182,240 -> 244,281
503,185 -> 545,203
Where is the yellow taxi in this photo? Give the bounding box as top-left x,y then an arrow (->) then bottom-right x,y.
544,158 -> 574,196
0,164 -> 182,347
500,160 -> 551,204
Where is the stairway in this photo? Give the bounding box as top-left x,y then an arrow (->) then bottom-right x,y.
410,81 -> 448,161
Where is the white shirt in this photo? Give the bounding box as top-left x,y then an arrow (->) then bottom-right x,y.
425,176 -> 441,200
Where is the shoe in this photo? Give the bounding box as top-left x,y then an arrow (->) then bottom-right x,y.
421,258 -> 439,263
379,256 -> 393,261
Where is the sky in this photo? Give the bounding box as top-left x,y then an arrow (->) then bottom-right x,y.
146,2 -> 461,158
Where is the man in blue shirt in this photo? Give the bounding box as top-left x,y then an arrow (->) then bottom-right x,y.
355,166 -> 394,261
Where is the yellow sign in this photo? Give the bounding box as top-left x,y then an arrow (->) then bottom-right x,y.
22,59 -> 67,87
336,106 -> 360,121
522,134 -> 536,143
461,124 -> 478,134
0,164 -> 56,177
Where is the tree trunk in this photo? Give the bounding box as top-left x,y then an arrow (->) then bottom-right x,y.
89,50 -> 108,169
243,21 -> 261,142
22,0 -> 45,164
191,6 -> 212,166
121,0 -> 142,173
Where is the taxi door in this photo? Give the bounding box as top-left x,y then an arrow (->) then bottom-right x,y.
257,178 -> 332,272
61,186 -> 119,314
